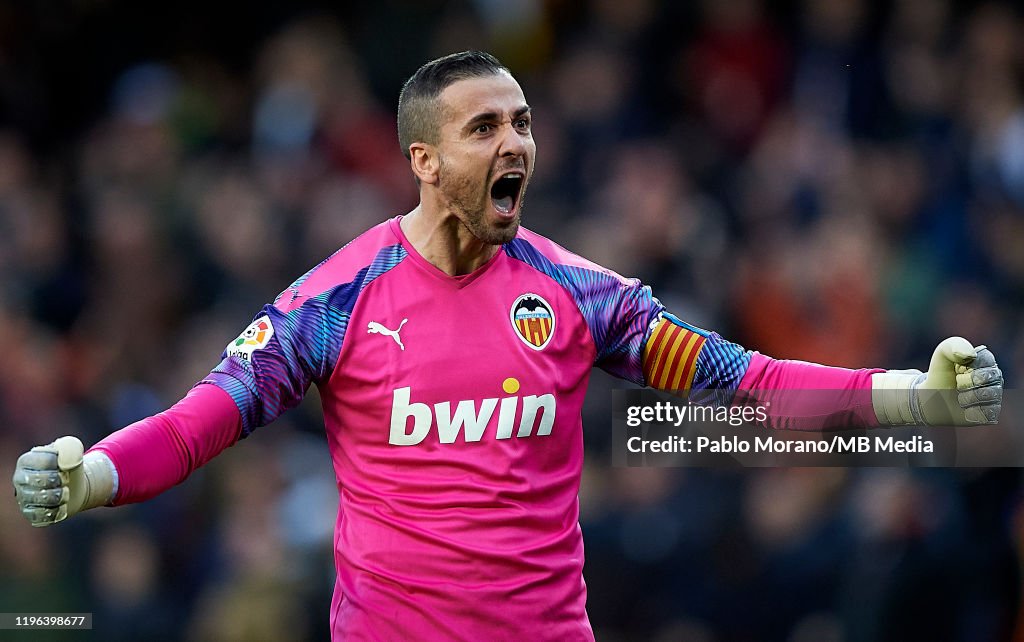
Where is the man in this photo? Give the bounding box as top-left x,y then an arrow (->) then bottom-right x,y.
13,51 -> 1003,640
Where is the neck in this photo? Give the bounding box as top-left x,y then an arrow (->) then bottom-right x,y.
400,205 -> 500,276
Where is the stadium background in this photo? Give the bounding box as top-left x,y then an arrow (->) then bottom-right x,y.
1,0 -> 1023,640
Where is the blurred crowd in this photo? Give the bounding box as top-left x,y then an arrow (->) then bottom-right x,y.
1,0 -> 1023,640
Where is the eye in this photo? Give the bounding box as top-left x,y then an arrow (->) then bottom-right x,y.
475,123 -> 492,134
515,118 -> 530,130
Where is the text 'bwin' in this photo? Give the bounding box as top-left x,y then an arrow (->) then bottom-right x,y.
389,382 -> 556,446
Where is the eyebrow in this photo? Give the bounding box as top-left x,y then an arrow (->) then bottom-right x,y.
463,105 -> 531,132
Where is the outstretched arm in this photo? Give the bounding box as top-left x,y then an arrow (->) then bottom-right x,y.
12,293 -> 342,526
641,313 -> 1003,430
13,383 -> 241,526
90,383 -> 242,505
559,255 -> 1005,429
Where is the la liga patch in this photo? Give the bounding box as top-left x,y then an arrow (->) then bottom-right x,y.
226,315 -> 275,361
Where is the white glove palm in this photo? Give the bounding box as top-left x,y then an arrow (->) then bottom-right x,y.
872,337 -> 1003,426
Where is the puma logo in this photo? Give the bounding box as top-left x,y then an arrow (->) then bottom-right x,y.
367,319 -> 408,351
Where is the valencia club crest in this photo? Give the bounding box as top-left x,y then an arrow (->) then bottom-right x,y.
510,293 -> 555,350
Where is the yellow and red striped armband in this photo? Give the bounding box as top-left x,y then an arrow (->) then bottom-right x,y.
642,317 -> 707,392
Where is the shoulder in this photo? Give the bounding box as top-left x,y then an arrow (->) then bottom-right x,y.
274,217 -> 407,312
504,226 -> 635,288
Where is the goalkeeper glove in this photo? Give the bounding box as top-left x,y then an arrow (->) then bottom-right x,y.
12,437 -> 115,527
872,337 -> 1003,426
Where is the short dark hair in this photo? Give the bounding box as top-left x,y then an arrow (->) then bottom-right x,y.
397,51 -> 510,160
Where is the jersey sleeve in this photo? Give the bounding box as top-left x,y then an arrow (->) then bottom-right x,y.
89,235 -> 406,504
642,312 -> 882,429
199,293 -> 348,436
642,312 -> 752,392
200,241 -> 406,436
88,298 -> 339,505
738,352 -> 882,429
89,383 -> 243,504
579,273 -> 665,383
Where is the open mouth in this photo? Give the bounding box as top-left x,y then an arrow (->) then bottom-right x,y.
490,172 -> 524,216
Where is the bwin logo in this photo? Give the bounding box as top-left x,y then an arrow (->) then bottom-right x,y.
389,377 -> 556,446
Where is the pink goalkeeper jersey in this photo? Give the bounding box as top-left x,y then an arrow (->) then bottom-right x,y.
90,216 -> 882,640
200,217 -> 664,640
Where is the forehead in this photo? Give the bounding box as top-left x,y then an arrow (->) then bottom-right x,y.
438,73 -> 527,124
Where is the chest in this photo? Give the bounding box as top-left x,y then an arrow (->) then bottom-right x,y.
332,259 -> 594,407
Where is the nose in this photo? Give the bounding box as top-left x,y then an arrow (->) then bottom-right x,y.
498,121 -> 528,158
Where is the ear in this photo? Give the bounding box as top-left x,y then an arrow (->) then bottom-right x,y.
409,143 -> 439,185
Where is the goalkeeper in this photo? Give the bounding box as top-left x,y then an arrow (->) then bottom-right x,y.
12,51 -> 1004,641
